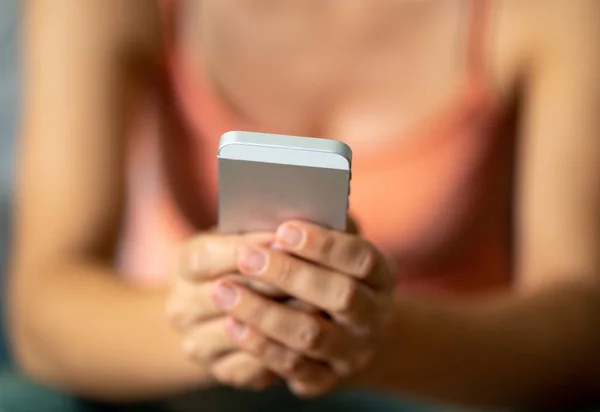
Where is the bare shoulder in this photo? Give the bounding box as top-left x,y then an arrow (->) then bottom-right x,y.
523,0 -> 600,38
488,0 -> 600,100
498,0 -> 599,66
503,1 -> 600,289
24,0 -> 162,62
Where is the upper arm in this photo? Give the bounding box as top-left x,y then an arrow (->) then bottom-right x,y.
13,0 -> 160,274
516,0 -> 600,291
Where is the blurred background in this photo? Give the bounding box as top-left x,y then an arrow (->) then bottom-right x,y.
0,0 -> 19,364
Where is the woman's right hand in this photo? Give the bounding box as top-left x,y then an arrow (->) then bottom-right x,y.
166,231 -> 279,390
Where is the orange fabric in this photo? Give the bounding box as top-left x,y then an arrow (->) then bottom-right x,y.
118,0 -> 512,295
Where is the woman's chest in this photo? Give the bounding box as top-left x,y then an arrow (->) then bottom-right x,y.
180,0 -> 480,144
144,0 -> 522,284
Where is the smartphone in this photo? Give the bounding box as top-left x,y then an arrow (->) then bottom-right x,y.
218,131 -> 352,234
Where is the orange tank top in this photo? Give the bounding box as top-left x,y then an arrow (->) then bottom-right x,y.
117,0 -> 513,295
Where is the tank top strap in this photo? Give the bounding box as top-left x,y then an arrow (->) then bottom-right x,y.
158,0 -> 178,53
466,0 -> 494,80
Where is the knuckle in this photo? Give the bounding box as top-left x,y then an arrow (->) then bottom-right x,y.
165,298 -> 189,331
166,280 -> 212,330
189,347 -> 208,363
250,335 -> 271,358
296,318 -> 323,351
279,350 -> 303,375
275,255 -> 297,287
317,233 -> 336,260
247,296 -> 271,325
182,339 -> 204,363
331,278 -> 358,313
346,240 -> 375,277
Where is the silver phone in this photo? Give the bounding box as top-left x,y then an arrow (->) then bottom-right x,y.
218,131 -> 352,234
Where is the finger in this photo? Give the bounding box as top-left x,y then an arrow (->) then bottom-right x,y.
225,318 -> 336,385
226,318 -> 345,396
180,317 -> 237,363
226,274 -> 285,298
274,221 -> 394,288
288,377 -> 339,399
236,246 -> 382,326
166,279 -> 225,331
166,275 -> 309,334
210,351 -> 277,390
213,281 -> 366,371
175,232 -> 274,281
285,298 -> 320,315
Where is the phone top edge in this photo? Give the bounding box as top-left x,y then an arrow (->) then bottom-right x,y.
218,131 -> 352,170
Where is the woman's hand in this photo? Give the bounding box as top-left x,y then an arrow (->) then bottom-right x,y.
166,231 -> 279,390
212,221 -> 396,397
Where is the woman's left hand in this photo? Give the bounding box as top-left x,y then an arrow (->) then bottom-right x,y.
210,221 -> 396,397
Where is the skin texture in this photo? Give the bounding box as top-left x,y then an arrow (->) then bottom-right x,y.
169,220 -> 396,397
7,0 -> 600,408
167,231 -> 279,391
9,0 -> 207,400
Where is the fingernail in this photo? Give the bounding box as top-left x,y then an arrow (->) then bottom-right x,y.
226,318 -> 248,340
276,224 -> 305,249
238,246 -> 267,274
212,282 -> 239,309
